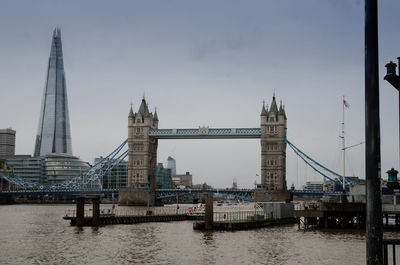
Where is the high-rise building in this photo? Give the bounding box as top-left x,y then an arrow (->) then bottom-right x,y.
34,28 -> 72,157
0,128 -> 16,156
165,156 -> 176,176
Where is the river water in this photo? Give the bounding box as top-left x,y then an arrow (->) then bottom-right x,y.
0,204 -> 397,265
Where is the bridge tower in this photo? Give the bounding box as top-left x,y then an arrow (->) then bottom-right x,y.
257,93 -> 289,201
127,97 -> 158,188
260,93 -> 287,190
119,97 -> 159,206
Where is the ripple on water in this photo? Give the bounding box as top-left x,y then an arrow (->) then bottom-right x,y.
0,205 -> 387,265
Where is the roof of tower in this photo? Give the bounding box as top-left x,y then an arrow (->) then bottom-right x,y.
138,98 -> 150,117
269,95 -> 279,113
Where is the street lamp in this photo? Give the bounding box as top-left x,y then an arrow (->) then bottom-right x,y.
384,57 -> 400,171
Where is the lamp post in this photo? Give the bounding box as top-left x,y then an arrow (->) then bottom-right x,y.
384,58 -> 400,171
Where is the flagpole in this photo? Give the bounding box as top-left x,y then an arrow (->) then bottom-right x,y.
342,96 -> 346,193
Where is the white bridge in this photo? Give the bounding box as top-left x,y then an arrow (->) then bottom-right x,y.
149,128 -> 262,139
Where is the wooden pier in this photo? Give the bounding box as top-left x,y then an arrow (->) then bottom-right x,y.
64,213 -> 203,226
294,202 -> 365,229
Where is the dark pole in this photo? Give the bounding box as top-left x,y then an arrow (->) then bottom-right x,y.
365,0 -> 383,264
398,57 -> 400,172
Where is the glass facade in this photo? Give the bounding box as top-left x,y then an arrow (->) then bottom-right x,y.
165,156 -> 176,176
94,157 -> 128,189
34,28 -> 72,157
45,153 -> 89,185
156,163 -> 172,189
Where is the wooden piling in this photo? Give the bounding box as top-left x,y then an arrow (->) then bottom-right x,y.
204,194 -> 213,230
76,197 -> 85,227
92,197 -> 100,226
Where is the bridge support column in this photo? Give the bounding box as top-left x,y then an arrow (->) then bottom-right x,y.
118,188 -> 156,206
92,197 -> 100,226
76,197 -> 85,227
205,194 -> 213,230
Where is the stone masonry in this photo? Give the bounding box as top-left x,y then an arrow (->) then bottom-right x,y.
260,94 -> 287,190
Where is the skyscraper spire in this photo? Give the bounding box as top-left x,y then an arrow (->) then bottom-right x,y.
34,28 -> 72,156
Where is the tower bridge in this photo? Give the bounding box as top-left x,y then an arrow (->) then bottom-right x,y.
0,93 -> 351,202
119,94 -> 289,205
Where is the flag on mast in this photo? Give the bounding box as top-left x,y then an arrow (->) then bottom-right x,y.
343,98 -> 350,108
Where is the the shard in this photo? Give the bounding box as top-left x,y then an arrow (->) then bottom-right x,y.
34,28 -> 72,157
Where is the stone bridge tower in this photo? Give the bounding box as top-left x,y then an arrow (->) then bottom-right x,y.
260,93 -> 287,191
127,97 -> 159,189
119,97 -> 159,206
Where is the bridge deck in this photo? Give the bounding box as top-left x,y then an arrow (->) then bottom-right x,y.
149,128 -> 261,139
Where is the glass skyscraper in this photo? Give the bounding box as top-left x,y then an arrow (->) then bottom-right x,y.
34,28 -> 72,157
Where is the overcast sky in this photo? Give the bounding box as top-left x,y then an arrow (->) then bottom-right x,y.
1,0 -> 400,188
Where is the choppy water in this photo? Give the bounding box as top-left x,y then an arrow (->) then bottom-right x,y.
0,204 -> 396,265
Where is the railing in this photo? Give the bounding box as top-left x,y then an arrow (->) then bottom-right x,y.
383,239 -> 400,265
64,205 -> 204,218
213,210 -> 265,223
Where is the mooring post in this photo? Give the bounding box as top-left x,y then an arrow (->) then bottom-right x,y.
365,0 -> 383,263
205,193 -> 213,230
76,197 -> 85,227
92,197 -> 100,226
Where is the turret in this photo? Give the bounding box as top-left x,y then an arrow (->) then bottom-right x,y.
128,105 -> 134,126
278,100 -> 286,123
153,108 -> 159,128
260,101 -> 268,126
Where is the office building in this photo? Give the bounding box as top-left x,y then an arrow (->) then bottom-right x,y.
172,172 -> 192,188
3,155 -> 45,183
45,153 -> 90,185
156,163 -> 172,189
303,181 -> 324,191
94,157 -> 128,189
0,128 -> 16,156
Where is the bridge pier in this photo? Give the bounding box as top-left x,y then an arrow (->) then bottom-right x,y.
254,189 -> 291,202
118,188 -> 156,206
76,197 -> 85,227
